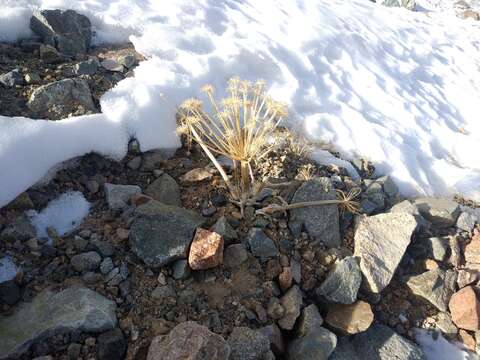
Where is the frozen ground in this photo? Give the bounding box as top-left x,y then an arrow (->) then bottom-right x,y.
0,0 -> 480,209
415,329 -> 479,360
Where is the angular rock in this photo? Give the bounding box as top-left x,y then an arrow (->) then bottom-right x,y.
296,304 -> 323,337
289,178 -> 341,248
354,213 -> 417,293
27,78 -> 96,118
30,9 -> 92,56
39,44 -> 65,64
457,269 -> 478,289
457,212 -> 477,232
224,244 -> 248,269
145,173 -> 181,206
409,236 -> 449,262
117,54 -> 137,68
0,69 -> 23,87
101,59 -> 124,72
146,321 -> 230,360
97,328 -> 127,360
141,150 -> 165,171
259,324 -> 285,356
104,183 -> 141,210
435,312 -> 458,337
287,326 -> 337,360
449,286 -> 480,331
211,216 -> 237,242
378,0 -> 416,11
74,58 -> 99,76
465,234 -> 480,264
412,197 -> 460,228
172,259 -> 191,280
278,285 -> 302,330
129,200 -> 204,267
188,228 -> 224,270
405,268 -> 456,311
228,326 -> 272,360
389,200 -> 430,233
246,228 -> 278,259
0,287 -> 117,359
316,256 -> 361,304
325,301 -> 374,334
0,215 -> 36,242
71,251 -> 102,273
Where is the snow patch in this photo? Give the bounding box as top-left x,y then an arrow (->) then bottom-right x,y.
415,329 -> 478,360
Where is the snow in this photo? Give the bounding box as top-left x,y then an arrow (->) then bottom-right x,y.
1,0 -> 480,208
0,257 -> 18,284
28,191 -> 91,241
415,329 -> 478,360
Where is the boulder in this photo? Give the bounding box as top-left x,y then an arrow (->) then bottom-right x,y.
188,228 -> 224,270
146,321 -> 230,360
412,197 -> 460,228
0,287 -> 117,359
289,178 -> 341,248
104,183 -> 141,210
449,286 -> 480,331
354,213 -> 417,293
287,326 -> 337,360
30,9 -> 92,56
145,173 -> 181,206
129,201 -> 204,267
456,212 -> 477,232
316,256 -> 361,304
228,327 -> 273,360
325,301 -> 374,334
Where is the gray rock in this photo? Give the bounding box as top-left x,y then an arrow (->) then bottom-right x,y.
376,175 -> 399,198
127,156 -> 142,170
409,237 -> 449,261
412,197 -> 460,228
289,178 -> 341,248
90,239 -> 114,257
316,256 -> 361,304
224,244 -> 248,268
354,213 -> 417,293
104,183 -> 141,210
151,285 -> 176,300
141,150 -> 165,171
278,285 -> 303,330
435,312 -> 458,337
378,0 -> 416,11
39,44 -> 65,64
74,58 -> 99,76
330,324 -> 425,360
405,269 -> 456,311
100,257 -> 114,275
24,72 -> 41,84
101,59 -> 124,72
30,9 -> 92,56
287,326 -> 337,360
259,324 -> 285,356
0,215 -> 36,242
97,328 -> 127,360
0,287 -> 117,359
456,212 -> 477,232
246,228 -> 278,259
363,181 -> 386,212
117,54 -> 137,69
0,69 -> 23,87
27,78 -> 96,118
211,216 -> 237,242
389,200 -> 430,233
172,259 -> 191,280
129,200 -> 204,267
82,271 -> 101,284
145,173 -> 181,206
296,304 -> 323,337
228,327 -> 273,360
71,251 -> 101,272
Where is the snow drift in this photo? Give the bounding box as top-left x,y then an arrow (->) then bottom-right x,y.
1,0 -> 480,207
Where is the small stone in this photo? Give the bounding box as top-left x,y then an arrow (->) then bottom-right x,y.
101,59 -> 124,72
24,72 -> 41,84
180,168 -> 213,182
90,239 -> 114,257
104,183 -> 141,210
145,173 -> 181,206
412,197 -> 460,228
188,228 -> 224,270
449,286 -> 480,331
97,328 -> 127,360
39,44 -> 64,63
224,244 -> 248,269
457,269 -> 478,289
325,301 -> 374,334
409,236 -> 449,262
287,326 -> 337,360
246,228 -> 278,259
228,326 -> 272,360
116,228 -> 129,241
278,267 -> 293,292
172,260 -> 191,280
211,216 -> 237,242
100,258 -> 115,275
141,150 -> 164,171
278,285 -> 303,330
127,156 -> 142,170
151,285 -> 176,301
73,236 -> 88,251
291,259 -> 302,284
82,271 -> 101,284
457,212 -> 477,232
0,215 -> 36,242
267,298 -> 285,320
0,69 -> 23,87
296,304 -> 323,337
71,251 -> 102,272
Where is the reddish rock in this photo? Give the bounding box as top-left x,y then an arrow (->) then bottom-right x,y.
459,329 -> 476,352
188,228 -> 224,270
325,300 -> 374,334
449,286 -> 480,331
278,267 -> 293,292
465,235 -> 480,264
131,193 -> 153,207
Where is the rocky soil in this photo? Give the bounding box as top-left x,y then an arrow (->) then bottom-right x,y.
1,8 -> 480,360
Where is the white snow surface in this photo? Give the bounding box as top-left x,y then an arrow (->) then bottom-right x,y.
28,191 -> 90,241
415,329 -> 479,360
1,0 -> 480,207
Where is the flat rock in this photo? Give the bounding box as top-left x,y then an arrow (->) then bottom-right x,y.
104,183 -> 141,210
147,321 -> 230,360
246,228 -> 278,259
405,268 -> 456,311
449,286 -> 480,331
289,178 -> 341,248
180,168 -> 213,182
278,285 -> 303,330
145,173 -> 181,206
287,326 -> 337,360
354,213 -> 417,293
316,256 -> 361,304
389,200 -> 430,233
30,9 -> 92,56
0,287 -> 117,359
129,200 -> 204,267
228,326 -> 273,360
325,301 -> 374,334
412,197 -> 460,228
188,228 -> 224,270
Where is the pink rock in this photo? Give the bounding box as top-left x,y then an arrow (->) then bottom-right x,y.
188,228 -> 224,270
449,286 -> 480,331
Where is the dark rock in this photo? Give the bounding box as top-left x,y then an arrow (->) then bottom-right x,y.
211,216 -> 237,242
100,257 -> 114,275
408,236 -> 449,261
145,173 -> 181,206
74,58 -> 99,76
89,239 -> 114,257
246,228 -> 278,259
456,212 -> 477,232
259,324 -> 285,356
104,183 -> 141,210
0,280 -> 21,305
67,343 -> 81,360
39,44 -> 65,64
228,326 -> 273,360
296,304 -> 323,337
71,251 -> 101,272
287,326 -> 337,360
0,215 -> 36,242
97,328 -> 127,360
172,259 -> 191,280
224,244 -> 248,268
0,69 -> 23,87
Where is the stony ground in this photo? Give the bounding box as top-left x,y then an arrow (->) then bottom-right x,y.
1,7 -> 480,360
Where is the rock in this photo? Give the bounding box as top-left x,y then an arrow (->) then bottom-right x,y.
67,343 -> 82,359
325,301 -> 374,334
376,175 -> 399,198
0,215 -> 36,242
141,150 -> 165,171
127,156 -> 142,170
259,324 -> 285,356
117,54 -> 137,68
296,304 -> 323,337
228,326 -> 272,360
246,228 -> 278,259
30,9 -> 92,56
0,69 -> 23,87
449,286 -> 480,331
7,192 -> 34,210
74,58 -> 99,76
188,228 -> 224,270
145,173 -> 181,206
278,267 -> 293,292
389,200 -> 430,233
100,257 -> 115,275
378,0 -> 416,11
409,236 -> 449,262
129,200 -> 204,267
405,269 -> 456,311
172,259 -> 191,280
151,285 -> 176,301
412,197 -> 460,228
316,256 -> 361,304
0,280 -> 21,305
146,321 -> 230,360
39,44 -> 65,63
363,181 -> 386,212
211,216 -> 237,242
101,59 -> 124,72
90,238 -> 114,257
287,326 -> 337,360
24,72 -> 41,84
27,78 -> 96,118
330,324 -> 425,360
71,251 -> 102,272
267,298 -> 285,320
289,177 -> 341,248
104,183 -> 141,210
224,244 -> 248,268
457,269 -> 478,289
180,168 -> 213,182
278,285 -> 303,330
461,9 -> 480,20
97,328 -> 127,360
465,234 -> 480,264
354,213 -> 417,293
435,312 -> 458,337
0,287 -> 117,359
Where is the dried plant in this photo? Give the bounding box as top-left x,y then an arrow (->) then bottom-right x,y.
297,164 -> 316,181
